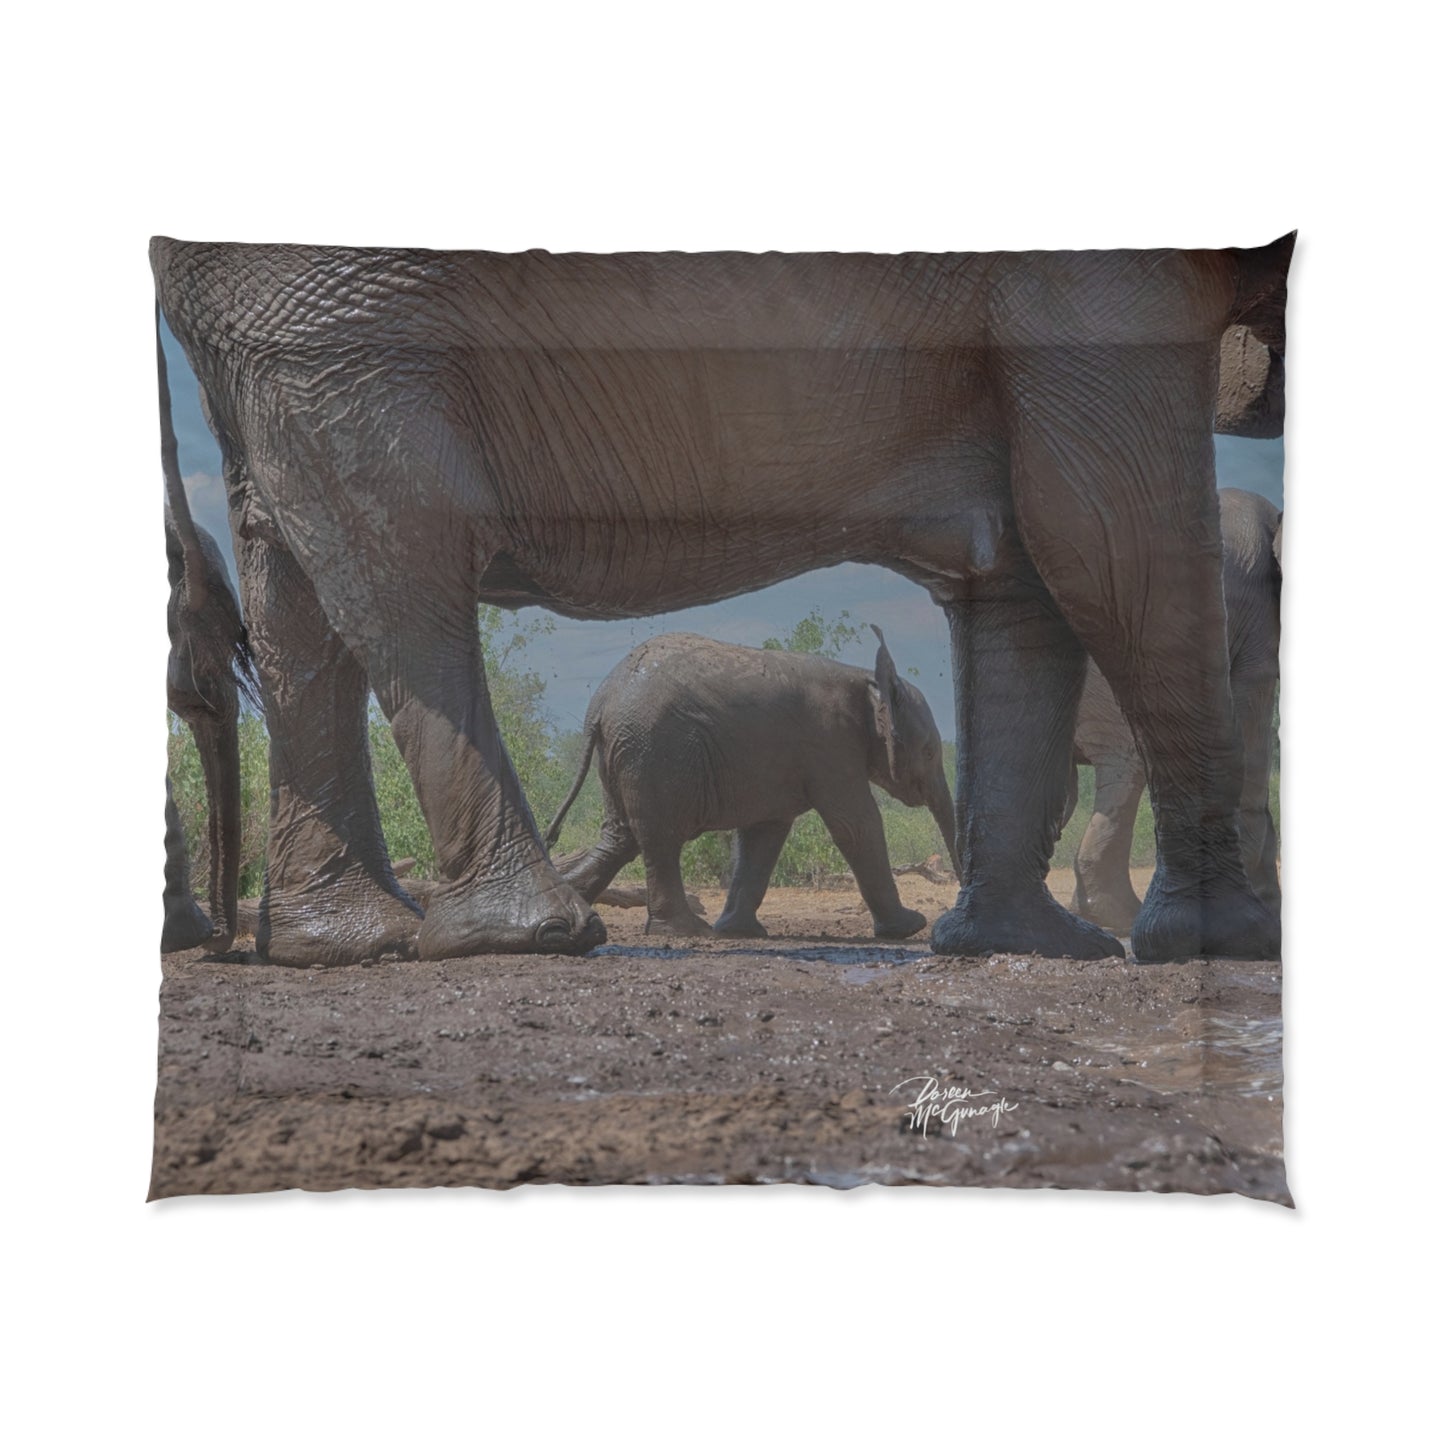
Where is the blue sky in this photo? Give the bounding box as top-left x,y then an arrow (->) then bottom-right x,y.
161,324 -> 1284,739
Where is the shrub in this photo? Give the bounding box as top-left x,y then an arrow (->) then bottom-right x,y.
761,606 -> 863,660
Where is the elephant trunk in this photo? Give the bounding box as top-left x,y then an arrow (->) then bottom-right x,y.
929,776 -> 962,883
192,706 -> 241,951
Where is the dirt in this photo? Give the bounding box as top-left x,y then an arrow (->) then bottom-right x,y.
151,869 -> 1288,1204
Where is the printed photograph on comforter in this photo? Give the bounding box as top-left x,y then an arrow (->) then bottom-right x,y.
153,239 -> 1290,1203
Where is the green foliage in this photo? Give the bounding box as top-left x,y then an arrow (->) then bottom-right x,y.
476,606 -> 563,814
367,708 -> 432,874
761,607 -> 863,660
680,830 -> 735,887
770,812 -> 846,888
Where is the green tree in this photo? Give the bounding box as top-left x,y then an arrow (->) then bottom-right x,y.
761,606 -> 863,660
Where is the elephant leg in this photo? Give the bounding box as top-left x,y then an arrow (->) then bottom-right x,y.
639,835 -> 711,937
1235,674 -> 1281,916
816,791 -> 927,940
556,806 -> 640,904
714,818 -> 793,938
1002,342 -> 1278,962
1071,754 -> 1147,933
364,630 -> 604,958
931,574 -> 1125,960
239,533 -> 424,966
161,775 -> 213,953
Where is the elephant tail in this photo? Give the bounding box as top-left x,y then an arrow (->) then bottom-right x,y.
543,725 -> 598,849
157,301 -> 211,616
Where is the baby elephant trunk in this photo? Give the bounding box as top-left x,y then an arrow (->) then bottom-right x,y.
928,775 -> 962,883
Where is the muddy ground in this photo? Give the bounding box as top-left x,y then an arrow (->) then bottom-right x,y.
152,869 -> 1287,1204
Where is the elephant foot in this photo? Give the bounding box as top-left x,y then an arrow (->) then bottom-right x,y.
931,884 -> 1125,960
257,876 -> 424,967
419,862 -> 605,959
1070,879 -> 1142,936
713,912 -> 768,939
1130,870 -> 1280,963
161,893 -> 215,954
873,907 -> 928,941
644,909 -> 713,938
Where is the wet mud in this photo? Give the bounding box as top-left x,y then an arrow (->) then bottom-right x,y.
151,872 -> 1287,1204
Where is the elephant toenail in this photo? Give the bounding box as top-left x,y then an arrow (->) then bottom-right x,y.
535,918 -> 573,950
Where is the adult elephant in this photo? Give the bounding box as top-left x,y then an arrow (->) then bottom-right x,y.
1065,488 -> 1283,934
544,629 -> 959,939
152,238 -> 1292,965
162,507 -> 251,954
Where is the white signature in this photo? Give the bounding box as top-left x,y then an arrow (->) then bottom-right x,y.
891,1075 -> 1018,1136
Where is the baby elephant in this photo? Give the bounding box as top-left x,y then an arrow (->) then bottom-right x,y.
545,628 -> 959,939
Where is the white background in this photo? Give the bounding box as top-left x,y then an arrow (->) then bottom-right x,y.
2,2 -> 1437,1438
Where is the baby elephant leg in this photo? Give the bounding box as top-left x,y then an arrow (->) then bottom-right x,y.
640,833 -> 712,937
1071,754 -> 1147,933
714,818 -> 794,937
816,790 -> 927,940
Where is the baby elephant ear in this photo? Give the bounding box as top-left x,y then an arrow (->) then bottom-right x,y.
869,624 -> 901,780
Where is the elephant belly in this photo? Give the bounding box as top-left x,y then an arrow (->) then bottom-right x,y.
465,344 -> 997,617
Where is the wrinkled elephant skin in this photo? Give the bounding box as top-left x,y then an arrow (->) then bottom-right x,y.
152,238 -> 1292,964
1068,488 -> 1282,937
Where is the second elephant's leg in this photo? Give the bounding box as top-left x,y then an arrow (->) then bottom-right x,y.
1002,342 -> 1278,962
714,818 -> 794,937
240,533 -> 423,966
1072,754 -> 1147,933
931,578 -> 1125,960
1235,675 -> 1281,915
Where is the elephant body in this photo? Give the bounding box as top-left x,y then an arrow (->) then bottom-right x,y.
545,631 -> 958,939
163,517 -> 250,953
152,237 -> 1291,965
1067,487 -> 1282,932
